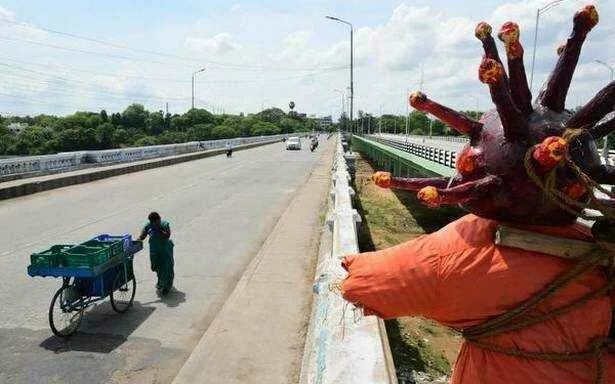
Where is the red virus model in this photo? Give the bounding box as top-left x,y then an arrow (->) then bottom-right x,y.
345,5 -> 615,384
374,4 -> 613,225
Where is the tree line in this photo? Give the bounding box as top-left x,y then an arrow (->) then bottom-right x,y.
340,110 -> 483,136
0,104 -> 322,156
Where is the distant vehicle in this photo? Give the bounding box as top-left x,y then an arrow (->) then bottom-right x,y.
310,137 -> 318,152
286,136 -> 301,150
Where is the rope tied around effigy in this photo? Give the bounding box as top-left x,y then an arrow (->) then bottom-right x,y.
458,128 -> 615,383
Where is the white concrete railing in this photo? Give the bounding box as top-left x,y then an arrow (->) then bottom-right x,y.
0,134 -> 294,178
375,133 -> 615,165
367,134 -> 458,169
300,135 -> 395,384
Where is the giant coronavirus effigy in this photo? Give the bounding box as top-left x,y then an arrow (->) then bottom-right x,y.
341,5 -> 615,384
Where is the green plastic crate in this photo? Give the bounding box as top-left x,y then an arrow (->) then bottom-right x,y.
81,239 -> 124,258
30,245 -> 74,267
60,245 -> 110,268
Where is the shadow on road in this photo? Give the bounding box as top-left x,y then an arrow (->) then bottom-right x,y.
39,301 -> 155,354
140,288 -> 187,308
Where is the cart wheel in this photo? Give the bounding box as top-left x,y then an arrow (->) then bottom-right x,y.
49,284 -> 84,338
110,273 -> 136,313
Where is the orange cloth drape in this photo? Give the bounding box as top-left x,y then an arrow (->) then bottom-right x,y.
342,214 -> 615,384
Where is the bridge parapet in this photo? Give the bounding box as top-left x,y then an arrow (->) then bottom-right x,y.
300,135 -> 396,384
366,134 -> 458,170
0,134 -> 293,180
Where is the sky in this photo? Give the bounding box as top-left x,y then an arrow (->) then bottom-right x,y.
0,0 -> 613,119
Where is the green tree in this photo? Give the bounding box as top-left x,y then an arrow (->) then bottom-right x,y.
146,111 -> 165,136
13,126 -> 56,155
212,125 -> 239,139
170,114 -> 191,132
134,136 -> 158,146
255,108 -> 285,124
185,108 -> 215,126
408,111 -> 430,135
431,120 -> 447,136
158,131 -> 188,144
96,122 -> 115,149
100,109 -> 108,122
279,117 -> 300,134
110,113 -> 122,126
250,121 -> 280,136
121,104 -> 148,130
187,123 -> 213,141
112,128 -> 129,147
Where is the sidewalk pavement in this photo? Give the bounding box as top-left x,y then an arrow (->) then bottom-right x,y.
171,140 -> 335,384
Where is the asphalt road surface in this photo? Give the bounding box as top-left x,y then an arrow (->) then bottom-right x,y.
0,138 -> 331,384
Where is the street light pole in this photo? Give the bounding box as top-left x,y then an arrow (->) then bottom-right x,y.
405,88 -> 410,141
192,67 -> 206,110
596,59 -> 614,163
333,89 -> 345,131
467,95 -> 480,116
530,0 -> 565,93
326,16 -> 354,134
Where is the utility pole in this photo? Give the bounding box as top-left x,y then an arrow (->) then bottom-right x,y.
333,89 -> 345,132
530,0 -> 565,92
326,16 -> 354,133
379,104 -> 383,134
192,67 -> 206,110
405,88 -> 410,141
165,102 -> 169,116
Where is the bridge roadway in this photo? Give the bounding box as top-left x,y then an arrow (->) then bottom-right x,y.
0,139 -> 332,383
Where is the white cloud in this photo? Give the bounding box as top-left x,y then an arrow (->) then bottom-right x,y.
1,1 -> 613,117
0,5 -> 14,21
185,33 -> 242,55
0,6 -> 47,40
283,30 -> 313,49
270,1 -> 613,116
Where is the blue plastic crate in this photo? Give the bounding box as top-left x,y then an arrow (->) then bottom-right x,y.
91,234 -> 133,252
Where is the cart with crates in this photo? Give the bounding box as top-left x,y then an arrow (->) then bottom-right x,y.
27,234 -> 143,337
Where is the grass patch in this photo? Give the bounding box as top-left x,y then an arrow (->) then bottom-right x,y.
352,154 -> 464,380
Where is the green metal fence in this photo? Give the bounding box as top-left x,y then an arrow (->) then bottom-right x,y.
351,135 -> 456,177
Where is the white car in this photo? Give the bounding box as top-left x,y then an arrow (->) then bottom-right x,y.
286,137 -> 301,150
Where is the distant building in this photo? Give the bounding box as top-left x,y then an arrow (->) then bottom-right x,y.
7,122 -> 27,134
317,115 -> 332,130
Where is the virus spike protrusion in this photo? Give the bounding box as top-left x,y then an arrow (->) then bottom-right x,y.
538,5 -> 599,112
372,171 -> 451,191
417,175 -> 501,207
475,22 -> 509,86
497,22 -> 533,115
589,165 -> 615,185
409,91 -> 483,137
456,147 -> 479,175
590,117 -> 615,140
478,57 -> 527,140
568,81 -> 615,130
561,182 -> 587,199
532,136 -> 568,172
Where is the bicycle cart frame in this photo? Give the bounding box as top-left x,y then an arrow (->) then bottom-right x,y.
28,241 -> 143,337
